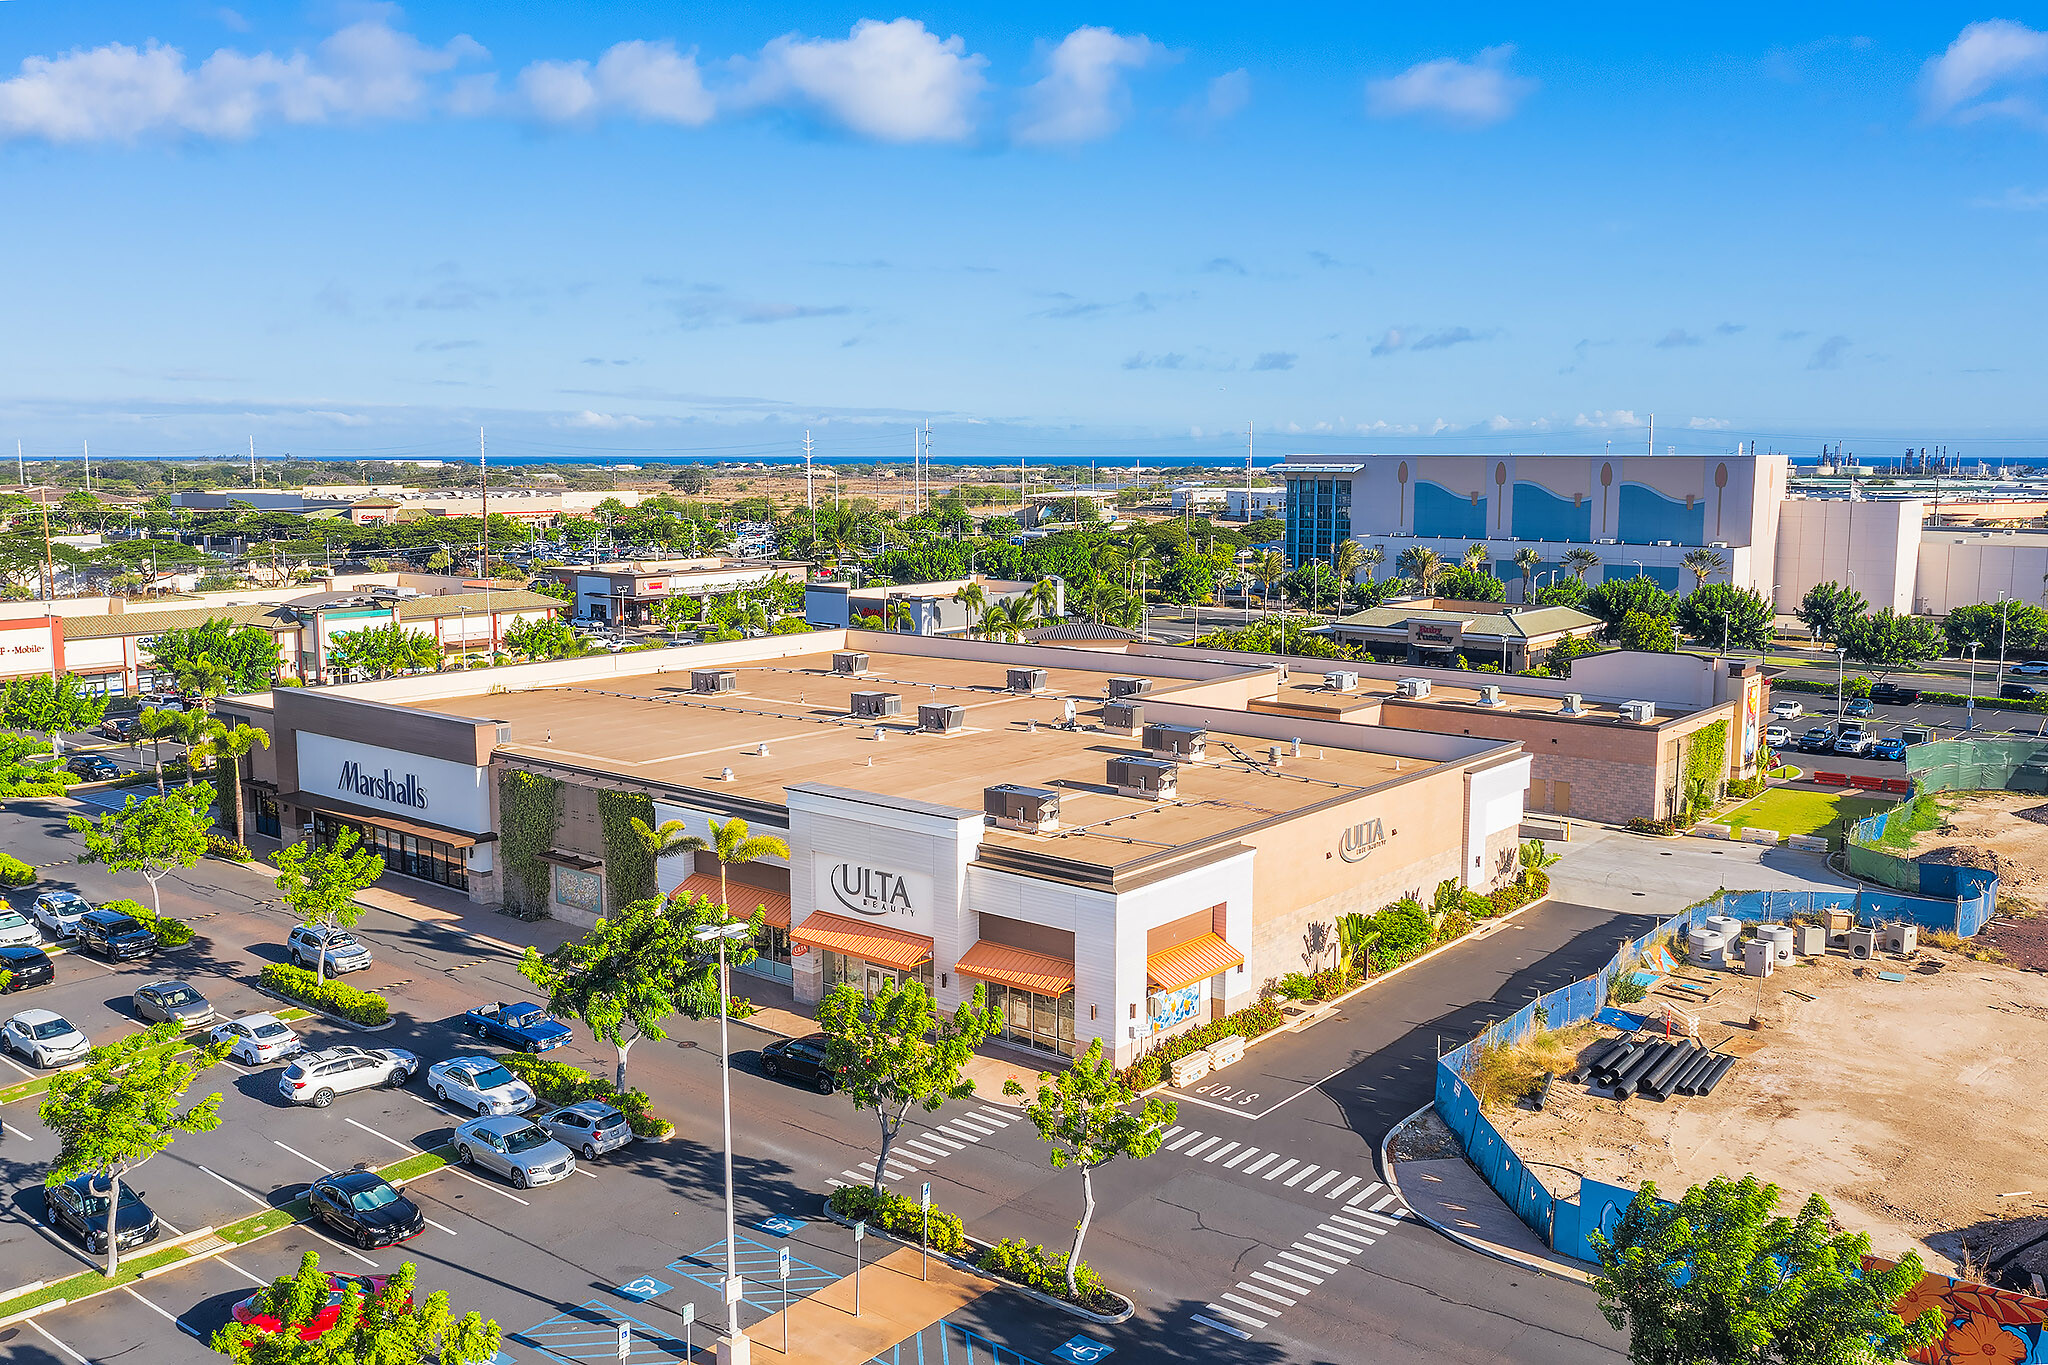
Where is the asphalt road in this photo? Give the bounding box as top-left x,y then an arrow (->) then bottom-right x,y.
0,793 -> 1638,1365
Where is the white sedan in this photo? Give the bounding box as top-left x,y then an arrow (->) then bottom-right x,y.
1769,699 -> 1804,720
0,910 -> 40,950
426,1057 -> 536,1117
209,1013 -> 303,1065
31,891 -> 93,939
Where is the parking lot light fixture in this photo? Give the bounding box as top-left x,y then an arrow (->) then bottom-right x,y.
694,919 -> 752,1365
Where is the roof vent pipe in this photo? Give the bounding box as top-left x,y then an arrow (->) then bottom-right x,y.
720,767 -> 735,782
1291,737 -> 1302,757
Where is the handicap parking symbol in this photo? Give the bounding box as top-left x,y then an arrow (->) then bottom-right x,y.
1052,1336 -> 1114,1363
614,1276 -> 671,1302
756,1215 -> 805,1237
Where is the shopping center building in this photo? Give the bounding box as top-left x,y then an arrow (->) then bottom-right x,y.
226,632 -> 1529,1066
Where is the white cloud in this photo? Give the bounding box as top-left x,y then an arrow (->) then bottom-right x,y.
1013,26 -> 1166,145
1485,414 -> 1514,432
1572,409 -> 1642,429
1202,68 -> 1249,122
1973,185 -> 2048,210
1687,416 -> 1732,430
0,14 -> 483,143
741,18 -> 986,143
517,40 -> 713,125
1366,44 -> 1535,126
564,410 -> 654,430
1922,20 -> 2048,125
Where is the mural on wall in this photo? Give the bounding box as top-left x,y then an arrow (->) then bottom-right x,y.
1876,1262 -> 2048,1365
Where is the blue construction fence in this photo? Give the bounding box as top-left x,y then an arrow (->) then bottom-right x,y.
1847,801 -> 2000,923
1433,881 -> 1994,1265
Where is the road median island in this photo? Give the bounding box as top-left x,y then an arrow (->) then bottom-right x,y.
255,962 -> 392,1026
491,1051 -> 675,1139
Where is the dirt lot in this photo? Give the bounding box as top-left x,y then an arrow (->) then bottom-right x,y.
1903,790 -> 2048,916
1493,945 -> 2048,1282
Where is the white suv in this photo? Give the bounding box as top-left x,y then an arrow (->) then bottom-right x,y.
288,925 -> 373,975
278,1046 -> 419,1108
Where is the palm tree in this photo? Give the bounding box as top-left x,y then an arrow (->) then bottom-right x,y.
1461,544 -> 1488,573
1332,539 -> 1363,588
705,817 -> 790,914
951,581 -> 988,634
1397,546 -> 1445,596
1511,547 -> 1542,602
880,598 -> 914,633
1562,547 -> 1601,582
631,817 -> 707,866
1029,577 -> 1062,622
1122,533 -> 1159,601
975,598 -> 1038,642
201,720 -> 271,844
1681,547 -> 1727,590
135,707 -> 186,795
1357,545 -> 1385,582
1253,549 -> 1286,608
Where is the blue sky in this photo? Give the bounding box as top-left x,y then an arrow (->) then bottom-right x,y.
2,3 -> 2046,466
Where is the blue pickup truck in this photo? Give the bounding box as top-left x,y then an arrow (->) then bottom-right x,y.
462,1002 -> 572,1053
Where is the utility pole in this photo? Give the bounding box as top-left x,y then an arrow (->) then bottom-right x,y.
14,438 -> 22,488
249,435 -> 257,488
1244,420 -> 1255,524
82,439 -> 91,494
39,496 -> 55,601
803,429 -> 815,531
1646,415 -> 1654,458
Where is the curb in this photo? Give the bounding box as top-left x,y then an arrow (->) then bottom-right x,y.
1379,1104 -> 1593,1286
816,1197 -> 1136,1325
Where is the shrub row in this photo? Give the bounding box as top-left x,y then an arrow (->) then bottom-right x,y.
1627,817 -> 1683,836
1725,775 -> 1769,800
1119,997 -> 1286,1090
827,1184 -> 968,1255
106,897 -> 194,948
974,1239 -> 1118,1315
1770,676 -> 2048,713
492,1052 -> 674,1138
0,780 -> 68,801
0,853 -> 35,886
258,962 -> 390,1025
206,834 -> 254,862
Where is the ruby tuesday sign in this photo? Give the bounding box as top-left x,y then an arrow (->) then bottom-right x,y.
337,760 -> 429,811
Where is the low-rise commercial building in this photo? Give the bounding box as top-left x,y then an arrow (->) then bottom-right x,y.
538,557 -> 807,625
1319,599 -> 1604,672
804,577 -> 1060,636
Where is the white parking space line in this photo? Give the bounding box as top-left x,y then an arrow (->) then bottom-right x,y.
199,1164 -> 269,1207
123,1285 -> 179,1324
27,1319 -> 89,1364
423,1216 -> 458,1236
272,1139 -> 330,1172
439,1159 -> 530,1206
216,1255 -> 268,1286
0,1053 -> 37,1080
343,1117 -> 415,1154
3,1120 -> 33,1141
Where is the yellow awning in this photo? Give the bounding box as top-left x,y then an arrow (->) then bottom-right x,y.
790,911 -> 933,973
1147,933 -> 1244,992
954,941 -> 1075,997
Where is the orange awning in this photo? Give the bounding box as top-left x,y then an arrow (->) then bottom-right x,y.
790,911 -> 933,972
954,940 -> 1075,997
1147,933 -> 1244,992
675,873 -> 791,929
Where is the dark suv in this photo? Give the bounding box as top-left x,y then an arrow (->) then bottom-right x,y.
759,1033 -> 839,1093
76,909 -> 159,962
0,944 -> 54,992
2001,682 -> 2041,701
1868,682 -> 1918,706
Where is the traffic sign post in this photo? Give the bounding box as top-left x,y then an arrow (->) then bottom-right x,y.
778,1245 -> 792,1354
616,1322 -> 631,1362
679,1299 -> 694,1362
920,1182 -> 932,1282
853,1220 -> 866,1317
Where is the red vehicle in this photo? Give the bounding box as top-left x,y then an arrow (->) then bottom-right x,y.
231,1272 -> 400,1340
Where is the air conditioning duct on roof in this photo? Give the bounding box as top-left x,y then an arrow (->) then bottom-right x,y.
984,784 -> 1061,833
1142,722 -> 1206,762
1324,670 -> 1359,692
1007,667 -> 1047,693
832,652 -> 869,675
1620,700 -> 1657,723
1103,700 -> 1143,734
1107,677 -> 1152,699
850,691 -> 901,718
1394,677 -> 1431,698
1108,756 -> 1177,800
1560,692 -> 1585,715
917,703 -> 965,733
691,669 -> 737,694
1478,685 -> 1503,706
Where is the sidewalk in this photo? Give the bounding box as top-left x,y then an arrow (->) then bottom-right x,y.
1383,1107 -> 1593,1284
737,1245 -> 987,1364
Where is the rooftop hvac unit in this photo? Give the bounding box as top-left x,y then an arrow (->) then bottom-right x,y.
1107,677 -> 1152,699
1324,670 -> 1359,692
1394,677 -> 1431,698
1142,722 -> 1206,761
1108,756 -> 1178,800
1654,540 -> 1675,547
690,669 -> 738,694
832,652 -> 869,675
1560,692 -> 1586,715
1007,667 -> 1047,693
1103,700 -> 1144,733
984,784 -> 1061,833
850,691 -> 901,718
1478,685 -> 1504,707
1620,700 -> 1658,723
917,703 -> 965,733
1710,541 -> 1729,549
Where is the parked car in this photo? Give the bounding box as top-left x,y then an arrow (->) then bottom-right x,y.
279,1045 -> 419,1107
1843,697 -> 1874,719
0,944 -> 54,993
1769,699 -> 1804,720
2,1008 -> 90,1067
210,1013 -> 302,1065
2000,682 -> 2041,701
1869,682 -> 1919,706
1763,724 -> 1791,748
307,1168 -> 425,1249
426,1056 -> 536,1116
453,1115 -> 577,1189
532,1100 -> 635,1160
759,1033 -> 840,1094
75,908 -> 159,961
462,1002 -> 572,1053
0,910 -> 40,950
1872,737 -> 1908,761
96,718 -> 140,742
30,891 -> 93,939
232,1272 -> 397,1340
2010,660 -> 2048,676
287,924 -> 372,975
66,755 -> 120,781
1796,725 -> 1837,754
132,980 -> 215,1028
1833,725 -> 1873,756
45,1174 -> 160,1254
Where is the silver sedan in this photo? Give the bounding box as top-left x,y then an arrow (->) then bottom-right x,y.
452,1116 -> 577,1189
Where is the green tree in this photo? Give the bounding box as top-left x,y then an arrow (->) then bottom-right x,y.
1282,559 -> 1346,611
1435,566 -> 1507,602
1332,538 -> 1364,586
1676,584 -> 1773,650
1561,546 -> 1602,581
2,673 -> 108,754
325,623 -> 441,679
1590,1174 -> 1941,1365
1680,547 -> 1727,588
1842,608 -> 1944,678
1795,582 -> 1867,648
1617,610 -> 1677,653
1944,600 -> 2048,657
270,825 -> 385,983
520,892 -> 756,1092
1251,549 -> 1287,605
425,548 -> 454,573
67,785 -> 213,918
213,1252 -> 501,1365
817,977 -> 1001,1191
1156,555 -> 1220,608
951,581 -> 989,631
40,1021 -> 228,1276
1240,516 -> 1285,543
133,705 -> 191,794
1586,576 -> 1679,630
502,616 -> 584,661
142,616 -> 281,694
1512,547 -> 1542,601
195,719 -> 270,841
630,816 -> 706,865
1395,545 -> 1445,595
1003,1039 -> 1177,1299
1535,578 -> 1588,607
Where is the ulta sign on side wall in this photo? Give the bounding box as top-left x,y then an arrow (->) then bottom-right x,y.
811,855 -> 932,934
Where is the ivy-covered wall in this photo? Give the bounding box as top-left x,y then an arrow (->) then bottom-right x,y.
1679,718 -> 1731,821
598,788 -> 656,913
499,768 -> 562,918
213,756 -> 239,837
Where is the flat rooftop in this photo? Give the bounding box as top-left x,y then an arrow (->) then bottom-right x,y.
405,648 -> 1465,874
1256,673 -> 1658,723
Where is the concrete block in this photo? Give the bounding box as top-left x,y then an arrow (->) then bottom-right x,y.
1741,827 -> 1780,846
1170,1053 -> 1211,1088
1786,834 -> 1830,853
1204,1035 -> 1246,1070
1691,824 -> 1733,840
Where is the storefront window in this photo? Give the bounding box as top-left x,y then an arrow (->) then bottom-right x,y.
742,924 -> 793,984
313,812 -> 468,891
982,981 -> 1077,1058
821,951 -> 932,996
252,792 -> 280,839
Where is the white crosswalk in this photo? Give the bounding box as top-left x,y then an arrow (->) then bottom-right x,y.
828,1102 -> 1021,1188
1156,1123 -> 1399,1207
1198,1184 -> 1408,1338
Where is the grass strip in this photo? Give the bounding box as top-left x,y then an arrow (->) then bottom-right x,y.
0,1242 -> 195,1321
218,1199 -> 308,1247
379,1147 -> 453,1184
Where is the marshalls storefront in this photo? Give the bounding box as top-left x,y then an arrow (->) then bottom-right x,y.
256,631 -> 1527,1067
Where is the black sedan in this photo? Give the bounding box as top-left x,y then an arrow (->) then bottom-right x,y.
46,1173 -> 161,1253
307,1168 -> 426,1249
66,755 -> 120,781
759,1033 -> 839,1093
0,944 -> 53,993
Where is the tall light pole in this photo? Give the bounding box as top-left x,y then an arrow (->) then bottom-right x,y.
694,919 -> 753,1364
1997,591 -> 2011,682
1967,642 -> 1981,732
1835,647 -> 1847,719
